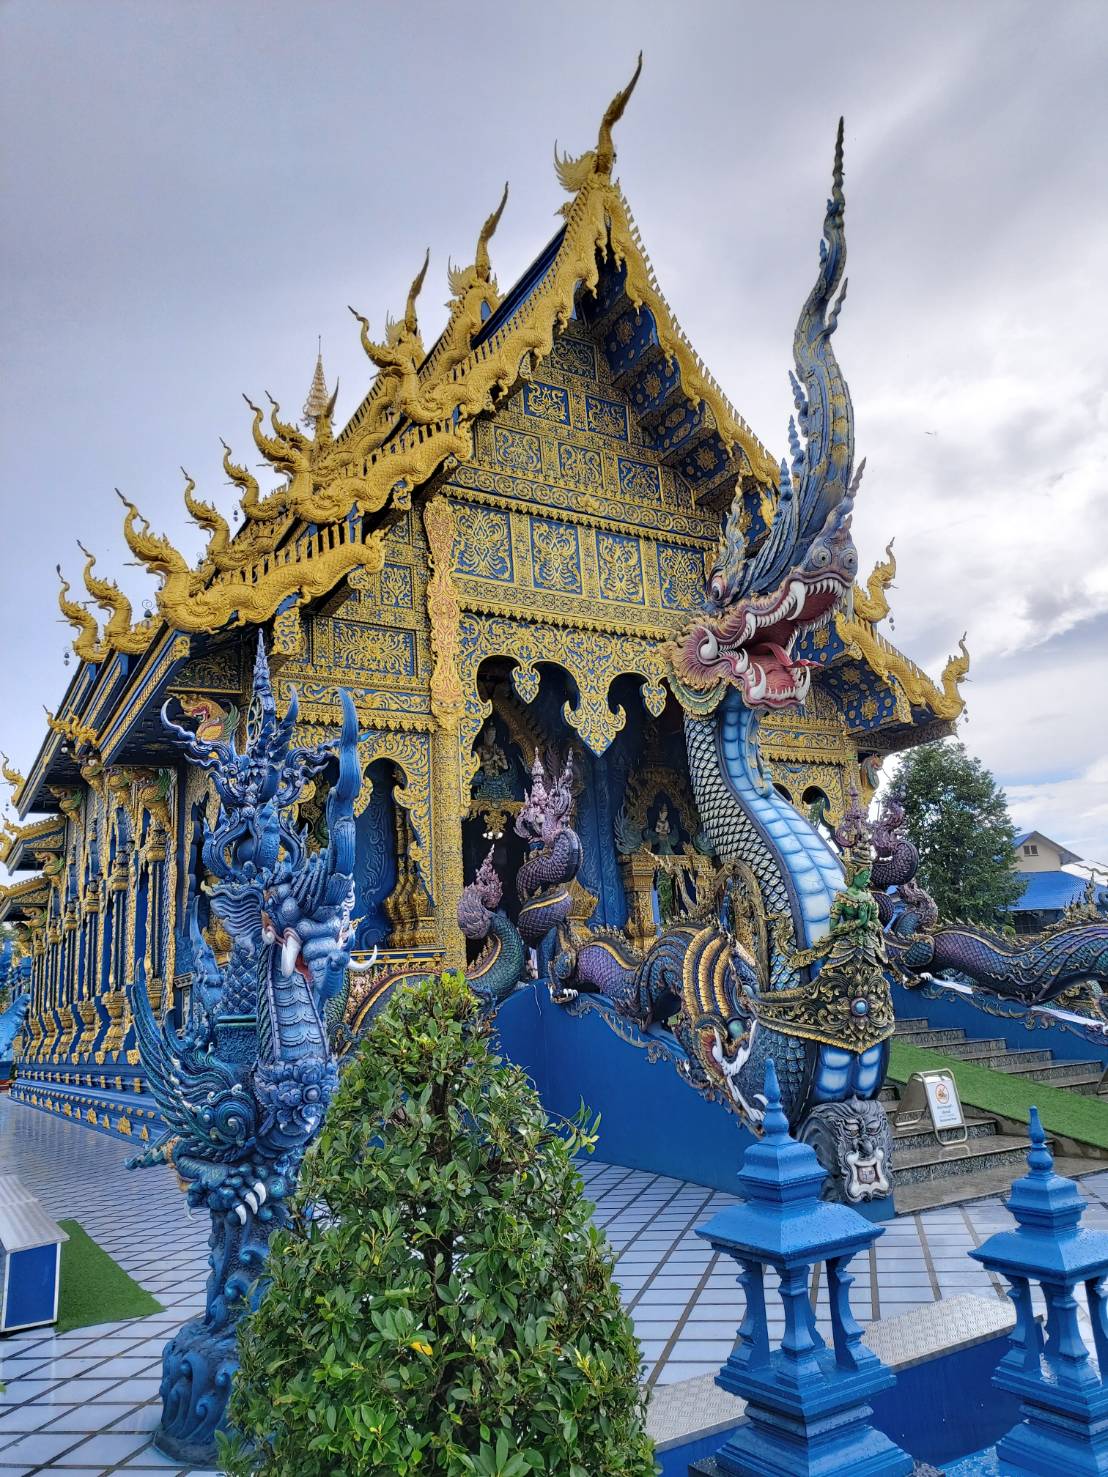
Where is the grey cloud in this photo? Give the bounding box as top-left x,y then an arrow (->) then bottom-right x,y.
2,0 -> 1106,859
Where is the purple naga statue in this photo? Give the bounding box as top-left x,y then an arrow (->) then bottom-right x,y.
866,795 -> 1108,1005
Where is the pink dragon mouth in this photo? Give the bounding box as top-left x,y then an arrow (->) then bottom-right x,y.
673,574 -> 845,709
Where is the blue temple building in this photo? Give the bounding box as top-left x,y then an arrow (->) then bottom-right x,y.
0,74 -> 968,1157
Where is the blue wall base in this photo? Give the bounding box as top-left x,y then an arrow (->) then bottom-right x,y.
495,984 -> 756,1194
494,985 -> 892,1219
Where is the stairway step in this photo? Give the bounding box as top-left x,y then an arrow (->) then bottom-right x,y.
933,1038 -> 1009,1059
893,1154 -> 1099,1213
893,1018 -> 931,1032
953,1047 -> 1055,1069
891,1133 -> 1035,1189
1063,1077 -> 1107,1096
991,1058 -> 1103,1084
879,1085 -> 900,1104
889,1117 -> 997,1153
894,1027 -> 969,1048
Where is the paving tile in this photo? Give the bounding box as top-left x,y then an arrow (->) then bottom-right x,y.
59,1429 -> 154,1463
0,1429 -> 85,1464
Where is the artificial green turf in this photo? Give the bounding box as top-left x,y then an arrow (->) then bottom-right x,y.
888,1039 -> 1108,1151
53,1219 -> 164,1333
892,1039 -> 1108,1152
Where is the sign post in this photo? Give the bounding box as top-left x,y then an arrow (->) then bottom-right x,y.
894,1070 -> 968,1147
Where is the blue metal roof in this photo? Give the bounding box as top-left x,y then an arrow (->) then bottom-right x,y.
1008,870 -> 1108,913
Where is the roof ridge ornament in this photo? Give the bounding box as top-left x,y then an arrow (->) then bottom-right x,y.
554,51 -> 643,196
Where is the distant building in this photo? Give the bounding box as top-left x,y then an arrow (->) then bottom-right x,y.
1009,831 -> 1108,934
1013,831 -> 1081,873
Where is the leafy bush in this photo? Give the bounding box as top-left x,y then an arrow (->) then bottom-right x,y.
222,971 -> 655,1477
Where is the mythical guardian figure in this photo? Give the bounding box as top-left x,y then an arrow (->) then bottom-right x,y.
127,638 -> 364,1464
869,796 -> 1108,1005
457,754 -> 581,1008
532,123 -> 894,1205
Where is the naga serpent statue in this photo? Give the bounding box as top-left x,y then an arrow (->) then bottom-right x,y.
457,754 -> 580,1009
870,796 -> 1108,1004
128,638 -> 366,1464
0,941 -> 30,1068
456,124 -> 895,1206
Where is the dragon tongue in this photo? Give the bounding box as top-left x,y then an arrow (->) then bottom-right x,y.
763,641 -> 798,672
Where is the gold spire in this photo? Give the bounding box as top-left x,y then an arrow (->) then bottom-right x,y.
854,540 -> 897,624
56,562 -> 105,664
474,181 -> 509,284
302,340 -> 329,426
76,541 -> 156,656
555,52 -> 643,195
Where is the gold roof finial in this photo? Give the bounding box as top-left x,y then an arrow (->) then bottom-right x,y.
56,562 -> 105,664
938,635 -> 971,717
1,752 -> 24,790
854,540 -> 897,624
386,248 -> 430,345
474,181 -> 509,284
302,338 -> 330,426
555,52 -> 643,196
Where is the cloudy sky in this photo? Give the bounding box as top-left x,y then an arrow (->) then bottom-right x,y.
2,0 -> 1106,863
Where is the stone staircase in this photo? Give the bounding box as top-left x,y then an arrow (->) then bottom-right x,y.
884,1016 -> 1106,1213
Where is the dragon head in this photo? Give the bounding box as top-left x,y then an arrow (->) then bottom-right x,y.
169,637 -> 362,1017
671,120 -> 862,713
458,846 -> 504,939
515,752 -> 575,850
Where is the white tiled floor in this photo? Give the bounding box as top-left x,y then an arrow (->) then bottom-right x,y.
4,1096 -> 1108,1474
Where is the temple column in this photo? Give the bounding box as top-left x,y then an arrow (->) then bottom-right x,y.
423,496 -> 466,970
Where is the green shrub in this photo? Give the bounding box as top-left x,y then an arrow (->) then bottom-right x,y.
222,971 -> 656,1477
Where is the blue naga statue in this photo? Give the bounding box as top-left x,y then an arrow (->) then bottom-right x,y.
0,939 -> 31,1070
127,638 -> 362,1463
458,124 -> 894,1205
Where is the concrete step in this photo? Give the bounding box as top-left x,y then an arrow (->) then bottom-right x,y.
933,1037 -> 1008,1059
950,1046 -> 1055,1070
893,1026 -> 969,1049
1064,1076 -> 1108,1096
893,1017 -> 931,1032
991,1058 -> 1103,1085
888,1116 -> 998,1154
893,1154 -> 1098,1213
891,1133 -> 1035,1191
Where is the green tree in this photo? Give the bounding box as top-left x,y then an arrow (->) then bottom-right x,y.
222,972 -> 655,1477
889,740 -> 1024,925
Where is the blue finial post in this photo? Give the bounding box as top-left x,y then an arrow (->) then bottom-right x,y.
689,1060 -> 912,1476
969,1105 -> 1108,1473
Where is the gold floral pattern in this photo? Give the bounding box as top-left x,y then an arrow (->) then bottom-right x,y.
584,395 -> 628,440
332,622 -> 416,676
531,520 -> 583,594
657,545 -> 704,610
378,564 -> 413,608
492,428 -> 542,475
617,458 -> 660,501
522,382 -> 570,424
452,506 -> 513,581
557,443 -> 603,492
597,532 -> 643,603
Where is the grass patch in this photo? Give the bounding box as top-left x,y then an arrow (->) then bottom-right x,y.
54,1219 -> 164,1333
888,1039 -> 1108,1150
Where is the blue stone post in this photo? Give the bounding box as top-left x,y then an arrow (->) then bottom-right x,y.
689,1059 -> 912,1477
970,1106 -> 1108,1476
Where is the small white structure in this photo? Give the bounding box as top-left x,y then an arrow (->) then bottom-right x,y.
0,1174 -> 68,1333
